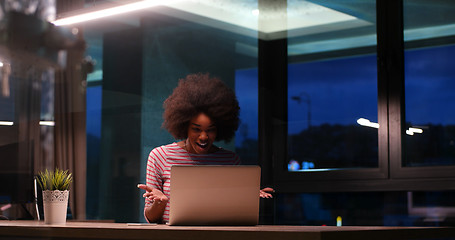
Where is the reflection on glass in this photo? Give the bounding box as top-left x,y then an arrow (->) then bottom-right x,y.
357,118 -> 379,129
288,55 -> 378,171
404,45 -> 455,167
276,190 -> 455,226
408,191 -> 455,222
403,0 -> 455,167
235,68 -> 258,166
287,0 -> 377,172
81,1 -> 259,221
0,58 -> 55,212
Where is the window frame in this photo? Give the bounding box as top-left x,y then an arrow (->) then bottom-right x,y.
265,0 -> 455,193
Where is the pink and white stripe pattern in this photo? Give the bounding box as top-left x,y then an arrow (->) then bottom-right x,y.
144,142 -> 240,223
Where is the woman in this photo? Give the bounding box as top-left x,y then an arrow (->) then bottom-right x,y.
138,73 -> 273,223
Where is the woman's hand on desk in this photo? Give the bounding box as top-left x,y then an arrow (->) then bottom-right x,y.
260,187 -> 274,198
137,184 -> 169,205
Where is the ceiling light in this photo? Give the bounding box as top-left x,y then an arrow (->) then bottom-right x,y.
52,0 -> 180,26
40,121 -> 55,126
0,121 -> 13,126
0,121 -> 56,126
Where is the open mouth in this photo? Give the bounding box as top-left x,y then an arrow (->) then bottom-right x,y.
196,142 -> 208,149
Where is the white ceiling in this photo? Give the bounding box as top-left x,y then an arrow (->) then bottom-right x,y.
79,0 -> 372,40
80,0 -> 376,82
162,0 -> 371,36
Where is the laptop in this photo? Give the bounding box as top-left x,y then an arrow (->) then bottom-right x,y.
168,165 -> 261,226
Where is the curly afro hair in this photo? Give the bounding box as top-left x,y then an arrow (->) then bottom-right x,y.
162,73 -> 240,142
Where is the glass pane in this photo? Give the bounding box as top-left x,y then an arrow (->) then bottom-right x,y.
235,68 -> 258,165
0,1 -> 57,218
86,85 -> 102,219
39,69 -> 55,167
80,1 -> 259,222
287,0 -> 378,172
275,190 -> 455,226
403,0 -> 455,167
0,58 -> 54,208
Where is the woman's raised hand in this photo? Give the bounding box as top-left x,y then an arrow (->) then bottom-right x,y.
137,184 -> 169,204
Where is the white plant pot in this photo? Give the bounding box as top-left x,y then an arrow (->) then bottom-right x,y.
42,190 -> 69,224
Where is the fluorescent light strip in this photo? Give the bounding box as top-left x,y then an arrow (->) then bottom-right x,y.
357,118 -> 424,135
408,127 -> 423,134
0,121 -> 55,126
406,127 -> 423,135
0,121 -> 13,126
39,121 -> 55,126
52,0 -> 180,26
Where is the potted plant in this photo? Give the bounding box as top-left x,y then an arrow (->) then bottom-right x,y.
36,168 -> 72,224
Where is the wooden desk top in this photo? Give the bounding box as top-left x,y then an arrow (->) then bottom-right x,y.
0,220 -> 454,240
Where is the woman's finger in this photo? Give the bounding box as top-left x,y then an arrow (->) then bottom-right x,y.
137,184 -> 153,192
143,192 -> 154,198
260,190 -> 273,198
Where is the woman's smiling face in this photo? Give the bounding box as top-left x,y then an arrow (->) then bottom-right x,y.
186,113 -> 217,154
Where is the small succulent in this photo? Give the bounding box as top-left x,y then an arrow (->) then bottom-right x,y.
37,168 -> 73,191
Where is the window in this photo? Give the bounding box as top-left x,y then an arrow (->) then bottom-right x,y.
275,0 -> 455,191
284,0 -> 381,181
403,0 -> 455,170
288,55 -> 378,171
235,68 -> 259,165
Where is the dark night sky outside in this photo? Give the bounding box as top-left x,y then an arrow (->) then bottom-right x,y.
234,44 -> 455,146
405,44 -> 455,126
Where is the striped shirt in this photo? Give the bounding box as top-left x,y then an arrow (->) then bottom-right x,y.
144,142 -> 240,223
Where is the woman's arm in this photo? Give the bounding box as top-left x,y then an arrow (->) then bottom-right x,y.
138,184 -> 169,223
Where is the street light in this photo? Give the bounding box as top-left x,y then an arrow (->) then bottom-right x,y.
291,92 -> 311,129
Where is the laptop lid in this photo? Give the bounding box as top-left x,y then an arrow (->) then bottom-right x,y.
169,165 -> 261,226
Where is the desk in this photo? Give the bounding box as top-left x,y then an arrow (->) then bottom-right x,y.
0,221 -> 454,240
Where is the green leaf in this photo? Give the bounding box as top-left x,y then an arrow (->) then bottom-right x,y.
36,168 -> 73,191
